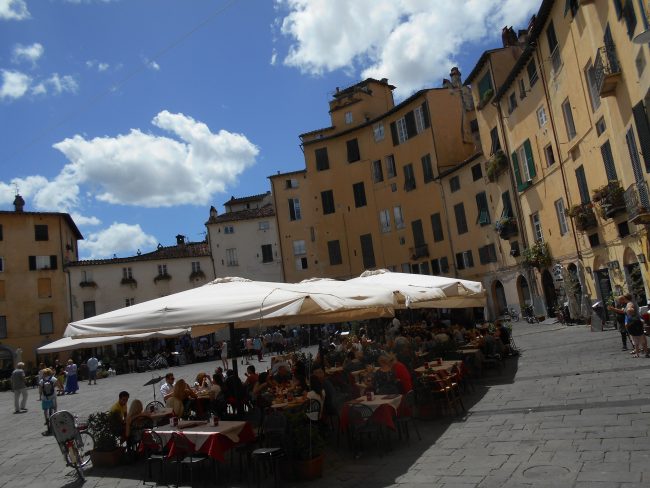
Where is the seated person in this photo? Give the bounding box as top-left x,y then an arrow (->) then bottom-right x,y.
223,369 -> 247,411
373,355 -> 400,395
160,372 -> 175,402
110,390 -> 130,422
251,372 -> 272,405
391,356 -> 413,394
125,399 -> 147,439
165,379 -> 197,418
272,362 -> 292,384
194,372 -> 211,390
343,350 -> 365,374
306,374 -> 325,420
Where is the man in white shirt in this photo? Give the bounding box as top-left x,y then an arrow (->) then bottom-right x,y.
160,372 -> 175,401
86,356 -> 99,385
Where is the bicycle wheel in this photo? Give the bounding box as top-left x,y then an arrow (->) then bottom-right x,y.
145,400 -> 165,413
78,431 -> 95,467
64,442 -> 85,480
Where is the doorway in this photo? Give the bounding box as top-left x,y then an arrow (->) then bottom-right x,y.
541,270 -> 557,316
594,268 -> 613,321
492,280 -> 507,316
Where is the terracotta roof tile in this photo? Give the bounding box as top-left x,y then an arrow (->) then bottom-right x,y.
68,241 -> 210,266
206,203 -> 275,224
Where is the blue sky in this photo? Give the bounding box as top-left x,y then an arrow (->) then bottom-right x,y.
0,0 -> 538,259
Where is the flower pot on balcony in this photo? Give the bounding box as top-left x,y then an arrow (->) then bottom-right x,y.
593,181 -> 626,219
567,203 -> 598,232
486,150 -> 508,182
495,217 -> 518,240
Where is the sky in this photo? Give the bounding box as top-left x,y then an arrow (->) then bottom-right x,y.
0,0 -> 540,260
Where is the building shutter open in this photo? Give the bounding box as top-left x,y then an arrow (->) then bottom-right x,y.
632,102 -> 650,173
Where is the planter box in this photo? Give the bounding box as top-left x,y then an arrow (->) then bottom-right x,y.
497,221 -> 518,240
294,454 -> 324,480
90,448 -> 123,468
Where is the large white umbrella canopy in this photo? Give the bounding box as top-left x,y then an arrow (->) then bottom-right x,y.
347,269 -> 486,308
64,277 -> 396,339
38,328 -> 190,354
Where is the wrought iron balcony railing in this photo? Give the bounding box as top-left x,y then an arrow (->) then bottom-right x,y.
593,44 -> 621,96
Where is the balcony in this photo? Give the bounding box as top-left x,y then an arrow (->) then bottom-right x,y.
567,203 -> 598,232
593,44 -> 621,97
592,180 -> 626,219
486,150 -> 508,182
624,181 -> 650,225
410,244 -> 429,260
495,217 -> 518,240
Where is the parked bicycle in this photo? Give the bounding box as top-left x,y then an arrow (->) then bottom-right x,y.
505,306 -> 520,322
522,305 -> 539,324
148,353 -> 168,370
50,411 -> 95,479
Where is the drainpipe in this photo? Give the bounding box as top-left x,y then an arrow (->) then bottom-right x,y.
268,180 -> 286,283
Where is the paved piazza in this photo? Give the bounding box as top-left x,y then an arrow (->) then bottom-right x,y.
1,322 -> 650,488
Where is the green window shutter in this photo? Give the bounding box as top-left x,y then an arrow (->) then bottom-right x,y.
523,139 -> 536,178
512,151 -> 523,191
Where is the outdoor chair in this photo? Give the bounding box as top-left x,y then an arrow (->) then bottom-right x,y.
395,390 -> 421,443
249,412 -> 288,488
347,403 -> 384,458
127,416 -> 153,456
304,398 -> 322,423
169,431 -> 210,487
141,429 -> 167,482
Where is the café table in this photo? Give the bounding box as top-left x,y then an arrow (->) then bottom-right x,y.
414,360 -> 460,375
339,394 -> 403,431
269,396 -> 308,411
143,407 -> 173,426
152,420 -> 255,462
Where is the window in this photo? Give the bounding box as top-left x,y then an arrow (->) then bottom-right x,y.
0,316 -> 5,339
544,145 -> 555,167
618,221 -> 630,238
421,154 -> 434,183
288,198 -> 301,221
226,248 -> 238,266
259,221 -> 270,231
636,49 -> 646,78
393,206 -> 405,229
476,192 -> 491,226
285,178 -> 298,189
315,148 -> 330,171
224,225 -> 234,234
562,99 -> 577,140
455,252 -> 465,270
575,165 -> 590,204
555,199 -> 569,236
478,244 -> 497,264
502,191 -> 514,218
261,244 -> 273,263
490,127 -> 501,154
37,278 -> 51,298
29,255 -> 57,270
404,164 -> 416,191
531,212 -> 543,242
125,298 -> 135,307
34,225 -> 49,241
372,160 -> 384,183
345,111 -> 353,124
293,240 -> 306,255
396,117 -> 408,144
623,0 -> 637,39
440,257 -> 449,273
39,312 -> 53,335
321,190 -> 335,214
430,259 -> 440,275
430,213 -> 444,242
385,155 -> 397,178
122,267 -> 133,279
191,261 -> 201,273
632,101 -> 650,172
512,139 -> 537,190
600,141 -> 618,181
0,257 -> 3,273
519,79 -> 526,99
83,301 -> 96,319
327,240 -> 342,266
565,0 -> 579,17
346,138 -> 360,162
471,164 -> 482,181
414,105 -> 426,134
360,234 -> 376,269
596,117 -> 607,136
527,59 -> 538,87
478,72 -> 493,100
508,92 -> 518,114
585,61 -> 601,111
454,203 -> 468,235
373,123 -> 385,142
547,21 -> 561,73
537,106 -> 548,127
379,209 -> 391,233
588,233 -> 601,247
449,176 -> 460,193
352,182 -> 367,208
157,264 -> 168,276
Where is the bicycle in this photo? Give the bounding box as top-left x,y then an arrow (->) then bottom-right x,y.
506,307 -> 520,322
50,411 -> 95,479
522,305 -> 539,324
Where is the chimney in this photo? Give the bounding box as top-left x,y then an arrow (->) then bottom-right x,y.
450,67 -> 462,88
13,194 -> 25,212
209,205 -> 218,219
501,26 -> 518,47
176,234 -> 186,246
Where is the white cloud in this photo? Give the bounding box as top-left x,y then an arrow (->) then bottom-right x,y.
70,213 -> 101,226
0,175 -> 49,206
31,73 -> 79,96
270,49 -> 277,66
12,42 -> 44,66
86,60 -> 110,72
79,223 -> 158,259
0,0 -> 30,20
144,58 -> 160,71
277,0 -> 539,97
49,110 -> 258,208
0,69 -> 31,100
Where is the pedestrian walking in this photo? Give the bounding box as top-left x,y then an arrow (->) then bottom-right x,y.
40,368 -> 57,435
87,355 -> 99,385
64,359 -> 79,394
11,362 -> 28,414
221,340 -> 229,369
608,295 -> 632,350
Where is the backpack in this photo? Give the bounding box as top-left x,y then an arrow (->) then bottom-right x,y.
42,378 -> 55,397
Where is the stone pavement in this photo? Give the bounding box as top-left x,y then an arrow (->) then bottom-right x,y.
1,322 -> 649,488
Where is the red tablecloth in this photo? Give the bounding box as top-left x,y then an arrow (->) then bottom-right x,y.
159,421 -> 255,462
339,395 -> 402,431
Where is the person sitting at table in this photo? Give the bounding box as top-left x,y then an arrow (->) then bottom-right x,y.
343,350 -> 365,374
373,354 -> 400,394
306,374 -> 325,420
223,369 -> 247,415
272,362 -> 292,384
160,372 -> 175,401
165,379 -> 197,418
194,372 -> 211,390
244,365 -> 259,394
391,355 -> 413,394
251,372 -> 272,405
110,390 -> 130,422
125,399 -> 147,439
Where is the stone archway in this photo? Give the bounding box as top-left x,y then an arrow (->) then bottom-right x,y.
516,275 -> 532,309
623,246 -> 647,305
492,280 -> 508,316
541,269 -> 557,316
0,346 -> 14,375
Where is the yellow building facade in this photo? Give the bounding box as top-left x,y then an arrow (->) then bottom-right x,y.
0,196 -> 82,370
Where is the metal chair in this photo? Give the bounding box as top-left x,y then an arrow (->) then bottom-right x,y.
127,416 -> 153,455
394,390 -> 421,443
347,403 -> 383,458
141,429 -> 167,482
249,412 -> 288,488
304,398 -> 322,422
169,431 -> 210,487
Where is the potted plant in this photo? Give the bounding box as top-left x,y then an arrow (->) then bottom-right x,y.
494,216 -> 518,239
592,181 -> 626,219
86,411 -> 124,467
566,203 -> 598,231
189,269 -> 206,281
522,241 -> 552,270
486,150 -> 508,181
286,411 -> 325,480
153,272 -> 172,283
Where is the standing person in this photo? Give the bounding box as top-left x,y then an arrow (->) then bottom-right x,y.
37,362 -> 47,400
253,335 -> 263,362
64,359 -> 79,394
40,368 -> 57,435
625,304 -> 648,357
609,295 -> 631,351
54,359 -> 65,396
127,347 -> 137,373
221,340 -> 229,370
245,336 -> 253,363
87,355 -> 99,385
11,362 -> 28,414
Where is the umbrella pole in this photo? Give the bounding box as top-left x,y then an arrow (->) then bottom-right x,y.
229,322 -> 238,377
